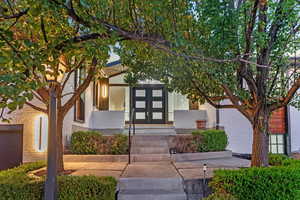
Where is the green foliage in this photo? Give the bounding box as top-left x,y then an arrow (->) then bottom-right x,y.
269,154 -> 290,166
57,176 -> 117,200
169,134 -> 202,153
0,161 -> 45,184
70,131 -> 128,155
110,134 -> 128,155
209,163 -> 300,200
0,162 -> 117,200
0,0 -> 113,120
192,129 -> 228,152
70,131 -> 102,154
203,193 -> 237,200
269,154 -> 300,166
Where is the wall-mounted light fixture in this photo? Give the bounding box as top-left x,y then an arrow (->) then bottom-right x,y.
101,84 -> 108,98
34,114 -> 48,152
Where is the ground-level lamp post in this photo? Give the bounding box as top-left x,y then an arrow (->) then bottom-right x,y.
44,62 -> 66,200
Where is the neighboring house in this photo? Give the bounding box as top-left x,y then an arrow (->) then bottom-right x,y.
2,59 -> 300,156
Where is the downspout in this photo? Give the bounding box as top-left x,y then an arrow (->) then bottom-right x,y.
286,106 -> 292,156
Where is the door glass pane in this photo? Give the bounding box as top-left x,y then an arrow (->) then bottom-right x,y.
136,101 -> 146,108
136,89 -> 146,97
152,89 -> 162,97
136,112 -> 145,119
152,101 -> 162,108
152,112 -> 162,119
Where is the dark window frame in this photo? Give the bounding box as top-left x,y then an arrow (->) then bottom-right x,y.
74,68 -> 85,123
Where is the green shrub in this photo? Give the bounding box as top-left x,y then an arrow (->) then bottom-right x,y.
57,176 -> 116,200
70,131 -> 101,154
110,134 -> 129,155
169,134 -> 202,153
70,131 -> 128,155
203,193 -> 237,200
0,162 -> 117,200
269,154 -> 290,166
269,154 -> 300,166
209,165 -> 300,200
192,129 -> 228,152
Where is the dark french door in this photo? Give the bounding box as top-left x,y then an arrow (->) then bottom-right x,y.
132,85 -> 167,124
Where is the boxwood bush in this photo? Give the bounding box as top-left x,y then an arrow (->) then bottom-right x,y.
192,129 -> 228,152
0,162 -> 117,200
269,154 -> 300,166
208,159 -> 300,200
168,134 -> 202,153
70,131 -> 128,155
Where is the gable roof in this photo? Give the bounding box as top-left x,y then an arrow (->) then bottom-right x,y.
101,60 -> 128,78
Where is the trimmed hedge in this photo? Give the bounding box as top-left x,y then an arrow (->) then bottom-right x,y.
192,129 -> 228,152
269,154 -> 300,166
269,154 -> 290,166
70,131 -> 128,155
168,134 -> 202,153
203,193 -> 237,200
0,162 -> 117,200
209,159 -> 300,200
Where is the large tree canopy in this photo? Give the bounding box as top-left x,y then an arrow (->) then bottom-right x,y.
115,0 -> 300,166
31,0 -> 299,167
0,2 -> 38,121
0,0 -> 116,171
1,0 -> 299,168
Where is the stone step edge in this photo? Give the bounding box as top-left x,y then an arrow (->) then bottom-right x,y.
118,189 -> 186,195
64,151 -> 232,162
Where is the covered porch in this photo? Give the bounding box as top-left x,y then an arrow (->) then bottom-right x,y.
79,60 -> 216,135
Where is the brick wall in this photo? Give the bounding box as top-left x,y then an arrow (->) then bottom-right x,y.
269,107 -> 286,134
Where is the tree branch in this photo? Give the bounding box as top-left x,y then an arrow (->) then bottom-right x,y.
271,77 -> 300,111
62,58 -> 85,91
25,102 -> 47,113
40,16 -> 48,43
222,84 -> 253,123
0,8 -> 29,20
61,57 -> 97,117
55,0 -> 270,69
55,33 -> 108,50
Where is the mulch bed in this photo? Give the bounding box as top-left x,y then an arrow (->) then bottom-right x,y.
34,169 -> 76,177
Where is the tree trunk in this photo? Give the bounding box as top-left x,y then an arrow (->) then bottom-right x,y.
56,111 -> 64,173
251,110 -> 269,167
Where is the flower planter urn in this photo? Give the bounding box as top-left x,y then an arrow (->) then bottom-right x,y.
196,120 -> 206,129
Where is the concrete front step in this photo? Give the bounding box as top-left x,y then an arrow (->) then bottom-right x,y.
132,154 -> 171,162
119,178 -> 185,191
118,190 -> 187,200
131,147 -> 169,154
132,135 -> 170,154
126,128 -> 176,135
132,135 -> 170,140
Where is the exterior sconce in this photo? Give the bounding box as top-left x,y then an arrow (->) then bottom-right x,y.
101,84 -> 108,98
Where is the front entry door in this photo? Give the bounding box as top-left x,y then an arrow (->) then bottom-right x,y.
132,85 -> 166,124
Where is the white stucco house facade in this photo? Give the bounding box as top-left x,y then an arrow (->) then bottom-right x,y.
2,56 -> 300,156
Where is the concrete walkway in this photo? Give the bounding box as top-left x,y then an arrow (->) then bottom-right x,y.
26,154 -> 250,200
24,153 -> 250,180
119,161 -> 187,200
65,162 -> 128,179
